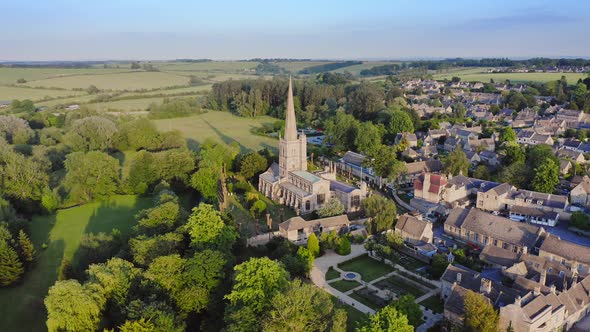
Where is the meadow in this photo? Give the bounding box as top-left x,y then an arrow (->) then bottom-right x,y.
432,67 -> 588,83
0,86 -> 85,101
152,110 -> 278,152
0,195 -> 152,332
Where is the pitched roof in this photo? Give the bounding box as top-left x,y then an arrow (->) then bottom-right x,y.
279,215 -> 350,232
480,245 -> 520,267
395,214 -> 431,240
291,171 -> 322,183
540,234 -> 590,265
341,151 -> 366,166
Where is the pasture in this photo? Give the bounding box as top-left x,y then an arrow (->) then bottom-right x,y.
0,67 -> 129,85
0,86 -> 85,101
0,195 -> 152,332
152,110 -> 278,152
433,67 -> 587,83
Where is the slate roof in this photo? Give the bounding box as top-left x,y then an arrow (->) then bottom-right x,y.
291,171 -> 322,183
329,180 -> 357,194
540,234 -> 590,266
279,215 -> 349,232
508,190 -> 568,209
510,205 -> 559,221
395,214 -> 431,240
480,245 -> 520,267
341,151 -> 366,166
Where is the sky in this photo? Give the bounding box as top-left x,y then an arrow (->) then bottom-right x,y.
1,0 -> 589,61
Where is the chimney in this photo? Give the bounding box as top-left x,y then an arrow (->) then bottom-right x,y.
534,286 -> 541,296
522,246 -> 528,255
514,296 -> 522,307
540,269 -> 547,286
550,284 -> 557,294
480,278 -> 492,294
571,271 -> 578,287
456,273 -> 462,284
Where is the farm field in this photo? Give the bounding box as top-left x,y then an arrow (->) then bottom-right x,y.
0,86 -> 85,101
88,96 -> 172,111
0,195 -> 152,332
275,61 -> 336,73
433,67 -> 587,83
23,71 -> 190,91
154,61 -> 257,72
0,67 -> 130,85
152,110 -> 279,152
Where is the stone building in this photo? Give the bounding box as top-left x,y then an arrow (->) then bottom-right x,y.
259,78 -> 367,214
278,215 -> 349,242
538,234 -> 590,275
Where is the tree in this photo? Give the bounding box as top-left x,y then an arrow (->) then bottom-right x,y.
472,165 -> 491,180
129,232 -> 183,266
336,236 -> 351,255
131,62 -> 141,69
65,116 -> 118,152
185,203 -> 238,253
463,290 -> 499,332
17,230 -> 35,267
501,144 -> 525,166
225,257 -> 290,331
361,195 -> 397,234
531,159 -> 559,193
386,110 -> 414,137
1,151 -> 49,202
114,118 -> 162,151
262,280 -> 347,332
154,148 -> 196,185
0,115 -> 34,144
454,102 -> 466,118
355,122 -> 384,155
125,151 -> 158,194
324,112 -> 360,152
64,151 -> 120,203
119,319 -> 156,332
145,251 -> 226,316
124,299 -> 185,332
390,294 -> 422,328
347,81 -> 385,120
45,280 -> 106,332
307,233 -> 320,258
135,200 -> 181,236
445,146 -> 469,176
250,199 -> 267,218
0,239 -> 24,286
431,254 -> 449,279
239,151 -> 268,181
499,127 -> 516,143
318,197 -> 345,218
570,211 -> 590,230
368,144 -> 406,181
526,144 -> 558,170
356,305 -> 413,332
86,85 -> 99,95
191,167 -> 218,202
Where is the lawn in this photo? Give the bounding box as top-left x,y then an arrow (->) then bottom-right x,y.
419,295 -> 444,314
24,71 -> 190,91
350,288 -> 387,311
381,275 -> 427,298
0,195 -> 152,332
329,280 -> 361,293
326,266 -> 341,280
338,254 -> 395,282
152,110 -> 279,152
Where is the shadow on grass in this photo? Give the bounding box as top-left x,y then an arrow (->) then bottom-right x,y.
201,118 -> 248,152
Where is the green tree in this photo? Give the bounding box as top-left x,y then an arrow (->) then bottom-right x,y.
17,230 -> 35,267
499,127 -> 516,143
454,102 -> 466,118
463,290 -> 499,332
336,236 -> 351,255
135,199 -> 181,236
390,294 -> 422,328
191,167 -> 218,202
387,110 -> 414,137
186,203 -> 238,253
1,151 -> 49,202
431,254 -> 449,279
129,232 -> 183,266
145,251 -> 226,316
526,144 -> 558,170
307,233 -> 320,258
356,305 -> 413,332
239,151 -> 268,181
361,195 -> 397,234
501,144 -> 525,166
445,146 -> 469,176
64,151 -> 120,203
113,118 -> 161,151
250,199 -> 267,218
531,159 -> 559,193
119,318 -> 155,332
324,112 -> 360,152
154,148 -> 196,185
262,280 -> 347,332
355,122 -> 384,155
368,144 -> 406,181
125,151 -> 158,194
225,257 -> 290,331
318,197 -> 345,218
65,116 -> 118,152
124,299 -> 185,332
45,280 -> 106,332
86,258 -> 141,309
472,165 -> 491,180
570,211 -> 590,230
347,81 -> 385,120
0,239 -> 24,286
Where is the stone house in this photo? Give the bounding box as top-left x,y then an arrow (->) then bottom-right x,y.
400,160 -> 443,186
278,215 -> 349,242
395,132 -> 418,147
516,130 -> 554,146
538,234 -> 590,275
570,175 -> 590,208
557,148 -> 585,164
478,150 -> 500,166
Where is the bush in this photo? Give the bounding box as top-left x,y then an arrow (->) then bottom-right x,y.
336,237 -> 351,255
570,211 -> 590,230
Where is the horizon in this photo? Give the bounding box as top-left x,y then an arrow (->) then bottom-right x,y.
1,0 -> 589,61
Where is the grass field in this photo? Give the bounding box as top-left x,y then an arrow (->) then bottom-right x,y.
0,86 -> 86,101
331,61 -> 400,76
433,67 -> 588,83
326,266 -> 341,280
154,61 -> 257,72
24,71 -> 190,91
89,97 -> 171,111
0,67 -> 129,85
338,254 -> 395,282
152,110 -> 279,152
329,280 -> 361,293
0,195 -> 152,332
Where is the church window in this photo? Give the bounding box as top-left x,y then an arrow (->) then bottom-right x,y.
317,194 -> 325,204
305,201 -> 311,211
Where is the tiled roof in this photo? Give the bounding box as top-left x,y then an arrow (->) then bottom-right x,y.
291,171 -> 322,183
540,234 -> 590,265
395,214 -> 430,240
279,215 -> 349,232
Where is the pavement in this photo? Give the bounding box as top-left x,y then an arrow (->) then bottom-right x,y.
311,245 -> 443,331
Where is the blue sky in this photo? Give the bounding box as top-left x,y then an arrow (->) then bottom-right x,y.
1,0 -> 588,60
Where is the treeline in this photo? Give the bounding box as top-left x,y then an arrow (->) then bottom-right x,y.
407,57 -> 590,70
299,61 -> 362,74
255,62 -> 288,75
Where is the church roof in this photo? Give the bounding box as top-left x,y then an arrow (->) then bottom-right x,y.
330,180 -> 357,193
291,171 -> 322,183
284,77 -> 298,141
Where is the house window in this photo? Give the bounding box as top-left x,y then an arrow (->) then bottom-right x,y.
535,263 -> 540,268
561,259 -> 566,265
305,201 -> 311,211
548,268 -> 553,273
317,194 -> 325,205
493,239 -> 498,246
559,271 -> 564,277
351,195 -> 360,208
473,233 -> 479,242
502,243 -> 509,250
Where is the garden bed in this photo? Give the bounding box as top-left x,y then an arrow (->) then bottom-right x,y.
375,275 -> 427,298
350,287 -> 387,310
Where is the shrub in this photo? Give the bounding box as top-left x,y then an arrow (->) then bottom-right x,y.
336,237 -> 351,255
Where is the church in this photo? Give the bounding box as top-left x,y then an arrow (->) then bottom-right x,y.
259,78 -> 368,214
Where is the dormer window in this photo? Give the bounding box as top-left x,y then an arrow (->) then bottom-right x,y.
537,200 -> 543,205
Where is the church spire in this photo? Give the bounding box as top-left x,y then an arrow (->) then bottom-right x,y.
284,76 -> 297,141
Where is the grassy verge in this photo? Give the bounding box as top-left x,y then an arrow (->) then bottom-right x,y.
0,195 -> 152,332
338,254 -> 395,282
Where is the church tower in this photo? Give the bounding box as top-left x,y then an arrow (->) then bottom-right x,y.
278,77 -> 307,178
